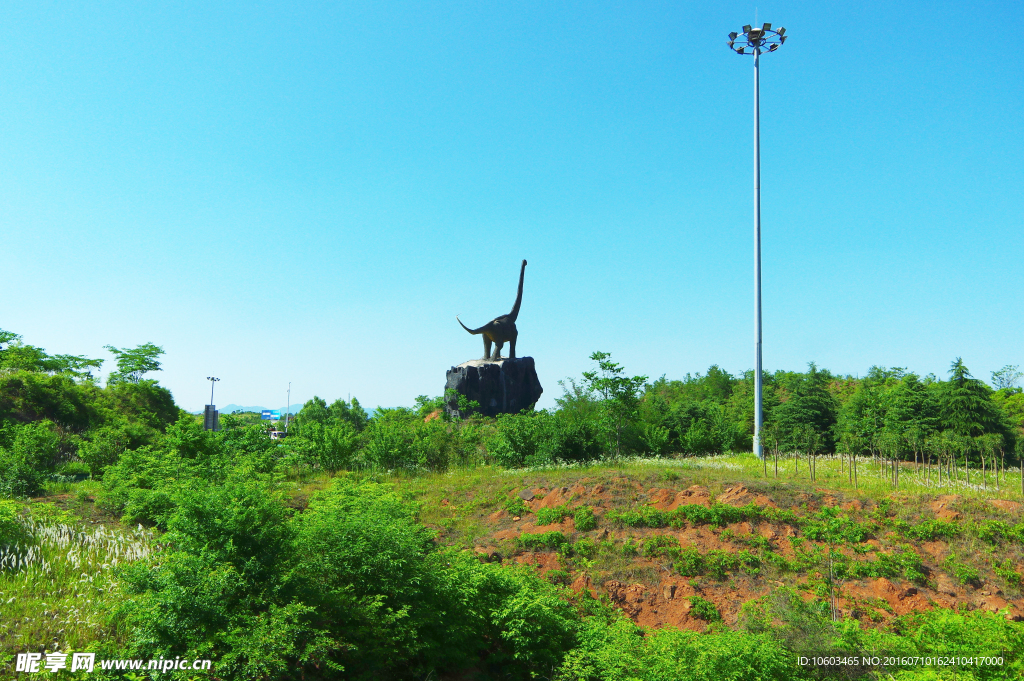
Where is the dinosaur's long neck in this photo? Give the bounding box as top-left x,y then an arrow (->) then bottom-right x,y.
508,260 -> 526,321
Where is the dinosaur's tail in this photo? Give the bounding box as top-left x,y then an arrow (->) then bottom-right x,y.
457,316 -> 481,334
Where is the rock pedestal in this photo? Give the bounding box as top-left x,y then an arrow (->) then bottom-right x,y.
444,357 -> 543,419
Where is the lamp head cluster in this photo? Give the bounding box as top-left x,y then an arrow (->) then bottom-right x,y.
207,376 -> 220,382
728,23 -> 786,55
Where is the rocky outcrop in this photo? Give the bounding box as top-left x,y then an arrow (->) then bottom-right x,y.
444,357 -> 543,418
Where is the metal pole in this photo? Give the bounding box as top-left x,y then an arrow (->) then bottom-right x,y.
285,382 -> 291,433
210,380 -> 215,405
753,46 -> 764,459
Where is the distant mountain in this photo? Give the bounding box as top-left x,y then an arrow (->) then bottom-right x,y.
190,404 -> 303,416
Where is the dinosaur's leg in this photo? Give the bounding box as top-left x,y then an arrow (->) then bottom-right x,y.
491,342 -> 504,360
509,336 -> 517,360
483,337 -> 492,361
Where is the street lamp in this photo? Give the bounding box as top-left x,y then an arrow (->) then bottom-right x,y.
206,376 -> 220,405
728,23 -> 786,459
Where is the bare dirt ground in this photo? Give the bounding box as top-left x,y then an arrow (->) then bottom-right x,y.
432,474 -> 1024,632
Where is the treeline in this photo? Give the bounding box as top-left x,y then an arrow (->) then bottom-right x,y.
3,327 -> 1023,493
0,330 -> 177,498
279,352 -> 1024,478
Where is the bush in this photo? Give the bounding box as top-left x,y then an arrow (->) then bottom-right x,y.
518,531 -> 569,552
901,519 -> 960,542
605,506 -> 670,528
574,506 -> 597,532
537,505 -> 573,526
0,499 -> 28,547
643,535 -> 681,560
943,554 -> 981,587
363,408 -> 417,470
547,568 -> 571,585
292,420 -> 358,471
0,447 -> 47,498
572,537 -> 596,559
688,596 -> 721,622
674,547 -> 705,577
504,496 -> 530,517
490,413 -> 544,469
993,559 -> 1022,587
491,412 -> 603,469
545,418 -> 602,464
557,615 -> 796,681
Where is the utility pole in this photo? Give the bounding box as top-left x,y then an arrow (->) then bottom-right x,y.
728,22 -> 787,459
284,382 -> 291,434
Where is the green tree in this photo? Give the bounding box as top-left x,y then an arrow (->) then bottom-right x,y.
104,343 -> 164,384
581,351 -> 647,457
991,364 -> 1023,391
0,329 -> 103,378
772,363 -> 837,454
940,358 -> 1003,438
331,396 -> 369,431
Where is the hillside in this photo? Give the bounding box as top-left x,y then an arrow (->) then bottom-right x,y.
367,456 -> 1024,636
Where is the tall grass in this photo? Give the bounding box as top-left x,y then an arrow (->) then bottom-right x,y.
0,512 -> 158,655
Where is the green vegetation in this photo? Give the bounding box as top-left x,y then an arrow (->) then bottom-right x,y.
689,595 -> 722,622
2,328 -> 1024,679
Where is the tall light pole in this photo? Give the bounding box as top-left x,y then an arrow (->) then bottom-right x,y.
206,376 -> 220,405
728,23 -> 786,459
204,377 -> 221,431
284,382 -> 291,434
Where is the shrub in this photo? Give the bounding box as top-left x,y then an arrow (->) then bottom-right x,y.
977,520 -> 1024,545
705,550 -> 740,580
518,531 -> 569,552
574,506 -> 597,532
412,419 -> 467,473
490,413 -> 544,468
558,615 -> 796,681
901,519 -> 960,542
537,505 -> 573,526
993,559 -> 1022,587
572,537 -> 596,559
547,569 -> 571,586
688,596 -> 721,622
943,554 -> 981,587
504,496 -> 529,517
0,499 -> 28,547
0,447 -> 47,499
848,548 -> 927,584
674,547 -> 705,577
544,418 -> 602,464
605,506 -> 669,528
291,420 -> 358,471
802,508 -> 873,544
363,408 -> 417,470
643,535 -> 681,561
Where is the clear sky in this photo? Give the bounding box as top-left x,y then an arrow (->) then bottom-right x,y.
3,1 -> 1021,412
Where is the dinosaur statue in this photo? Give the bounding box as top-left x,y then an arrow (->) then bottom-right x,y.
457,259 -> 527,361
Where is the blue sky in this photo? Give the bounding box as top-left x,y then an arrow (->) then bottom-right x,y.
2,1 -> 1021,412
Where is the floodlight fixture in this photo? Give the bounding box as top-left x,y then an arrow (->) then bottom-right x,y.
726,21 -> 788,460
728,23 -> 786,55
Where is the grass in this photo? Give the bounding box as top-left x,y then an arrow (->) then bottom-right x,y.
0,504 -> 158,656
5,447 -> 1021,658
